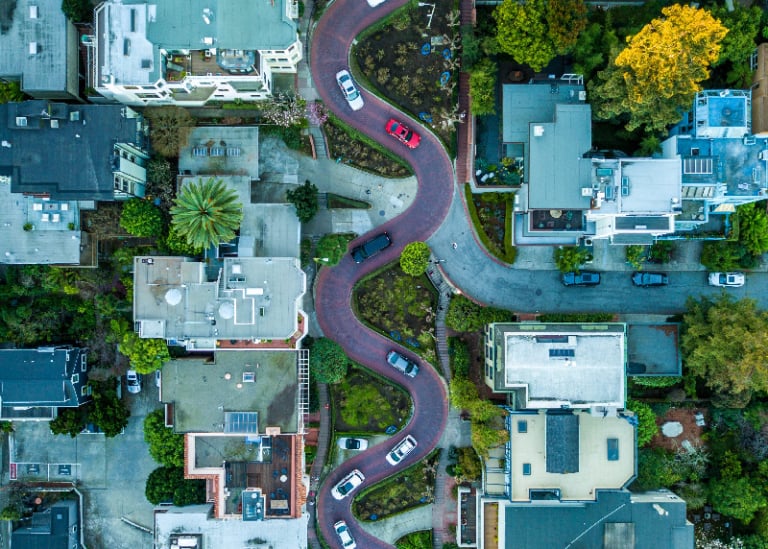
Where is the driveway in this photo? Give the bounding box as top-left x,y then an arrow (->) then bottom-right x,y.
10,382 -> 160,548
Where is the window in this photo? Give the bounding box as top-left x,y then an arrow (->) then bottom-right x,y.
81,355 -> 87,372
81,385 -> 92,397
72,374 -> 79,384
517,420 -> 527,433
522,463 -> 531,476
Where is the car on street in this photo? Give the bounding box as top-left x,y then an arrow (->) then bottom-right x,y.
335,69 -> 364,111
385,118 -> 421,148
366,0 -> 385,6
708,272 -> 745,287
337,437 -> 368,451
386,351 -> 419,378
561,271 -> 601,286
351,232 -> 391,263
386,435 -> 418,465
334,520 -> 357,548
126,370 -> 142,394
331,469 -> 365,500
631,271 -> 668,287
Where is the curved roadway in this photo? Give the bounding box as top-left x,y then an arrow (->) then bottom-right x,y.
311,0 -> 455,547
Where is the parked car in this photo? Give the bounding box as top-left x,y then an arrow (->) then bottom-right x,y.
125,370 -> 142,394
386,435 -> 418,465
561,271 -> 601,286
708,272 -> 745,287
351,232 -> 391,263
631,271 -> 668,287
366,0 -> 385,6
331,469 -> 365,500
386,351 -> 419,378
337,437 -> 368,451
385,118 -> 421,148
334,520 -> 357,548
335,70 -> 364,111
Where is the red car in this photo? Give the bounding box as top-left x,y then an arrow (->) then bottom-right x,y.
385,118 -> 421,148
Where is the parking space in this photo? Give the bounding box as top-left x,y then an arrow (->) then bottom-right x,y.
9,382 -> 161,548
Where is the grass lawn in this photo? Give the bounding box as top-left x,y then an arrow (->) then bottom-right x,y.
353,264 -> 438,363
331,367 -> 412,432
353,450 -> 439,521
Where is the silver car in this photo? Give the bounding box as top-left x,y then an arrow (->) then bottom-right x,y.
335,70 -> 364,111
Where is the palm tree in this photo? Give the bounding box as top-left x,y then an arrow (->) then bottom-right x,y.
170,177 -> 243,250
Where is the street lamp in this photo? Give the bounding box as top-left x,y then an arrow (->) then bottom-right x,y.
418,2 -> 436,29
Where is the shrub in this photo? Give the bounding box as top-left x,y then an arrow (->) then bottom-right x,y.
286,180 -> 319,223
648,241 -> 675,263
119,199 -> 165,238
446,295 -> 514,332
0,505 -> 20,521
449,337 -> 470,378
625,398 -> 658,447
625,245 -> 646,269
632,376 -> 680,388
315,233 -> 355,266
400,242 -> 431,276
144,409 -> 185,467
632,448 -> 682,490
309,338 -> 351,383
553,246 -> 589,273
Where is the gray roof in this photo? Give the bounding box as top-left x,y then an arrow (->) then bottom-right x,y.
12,500 -> 79,549
627,324 -> 682,376
0,0 -> 77,97
546,413 -> 579,474
0,347 -> 86,407
528,104 -> 594,209
502,489 -> 693,549
1,101 -> 148,200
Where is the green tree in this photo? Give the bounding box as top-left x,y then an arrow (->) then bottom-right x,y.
0,81 -> 24,104
572,22 -> 620,82
625,398 -> 658,447
164,225 -> 203,256
119,332 -> 170,374
400,242 -> 431,276
494,0 -> 555,72
471,420 -> 509,458
285,180 -> 319,223
396,530 -> 432,549
632,448 -> 683,490
173,478 -> 206,506
315,233 -> 355,266
0,505 -> 20,521
450,377 -> 479,410
736,202 -> 768,256
144,107 -> 195,158
546,0 -> 588,54
50,406 -> 89,437
90,381 -> 130,437
170,177 -> 243,250
700,241 -> 744,271
61,0 -> 92,22
119,199 -> 165,238
445,295 -> 514,332
553,246 -> 589,273
144,409 -> 185,467
709,476 -> 768,524
625,245 -> 646,269
711,5 -> 762,87
146,466 -> 185,505
309,338 -> 350,383
450,337 -> 470,378
469,59 -> 497,116
591,5 -> 727,133
682,295 -> 768,407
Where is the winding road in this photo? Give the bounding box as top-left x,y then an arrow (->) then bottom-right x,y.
310,0 -> 456,547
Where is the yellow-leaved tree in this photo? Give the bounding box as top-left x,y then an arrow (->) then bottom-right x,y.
591,4 -> 727,133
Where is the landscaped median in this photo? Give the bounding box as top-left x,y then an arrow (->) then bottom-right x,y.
463,184 -> 517,264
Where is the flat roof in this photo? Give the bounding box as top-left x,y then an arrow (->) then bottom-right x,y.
0,178 -> 80,264
509,411 -> 635,501
528,104 -> 594,210
627,323 -> 681,376
500,324 -> 626,408
694,90 -> 750,139
154,504 -> 307,548
178,127 -> 260,179
619,158 -> 682,214
133,255 -> 305,343
161,351 -> 299,433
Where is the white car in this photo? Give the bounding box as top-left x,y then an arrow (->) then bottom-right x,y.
334,520 -> 357,548
331,469 -> 365,500
708,272 -> 745,287
337,437 -> 368,451
385,435 -> 418,466
335,70 -> 364,111
366,0 -> 385,6
126,370 -> 142,394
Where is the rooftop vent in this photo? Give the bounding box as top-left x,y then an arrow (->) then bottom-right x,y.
28,42 -> 38,54
50,120 -> 59,128
29,5 -> 38,18
15,117 -> 27,127
533,125 -> 545,137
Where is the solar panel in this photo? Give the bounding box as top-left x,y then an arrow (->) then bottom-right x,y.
549,349 -> 575,358
224,411 -> 259,433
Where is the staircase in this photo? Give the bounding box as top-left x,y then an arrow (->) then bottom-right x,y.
308,125 -> 329,159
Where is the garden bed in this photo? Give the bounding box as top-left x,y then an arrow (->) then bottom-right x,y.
465,187 -> 516,264
324,116 -> 412,177
353,1 -> 460,147
327,193 -> 371,209
353,264 -> 438,362
353,450 -> 439,521
331,367 -> 412,433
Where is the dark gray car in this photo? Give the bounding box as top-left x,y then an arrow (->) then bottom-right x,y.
631,271 -> 668,287
561,271 -> 601,286
351,232 -> 391,263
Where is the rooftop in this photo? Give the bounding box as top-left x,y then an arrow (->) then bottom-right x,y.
498,489 -> 693,549
154,504 -> 307,548
0,347 -> 85,408
509,411 -> 635,502
0,179 -> 81,265
0,101 -> 147,201
0,0 -> 74,95
133,255 -> 305,346
693,90 -> 751,139
495,323 -> 626,409
179,127 -> 260,179
161,351 -> 300,434
627,323 -> 681,376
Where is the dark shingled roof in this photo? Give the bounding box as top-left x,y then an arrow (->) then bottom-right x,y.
0,348 -> 85,407
502,489 -> 694,549
12,500 -> 79,549
546,412 -> 579,474
0,101 -> 146,200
